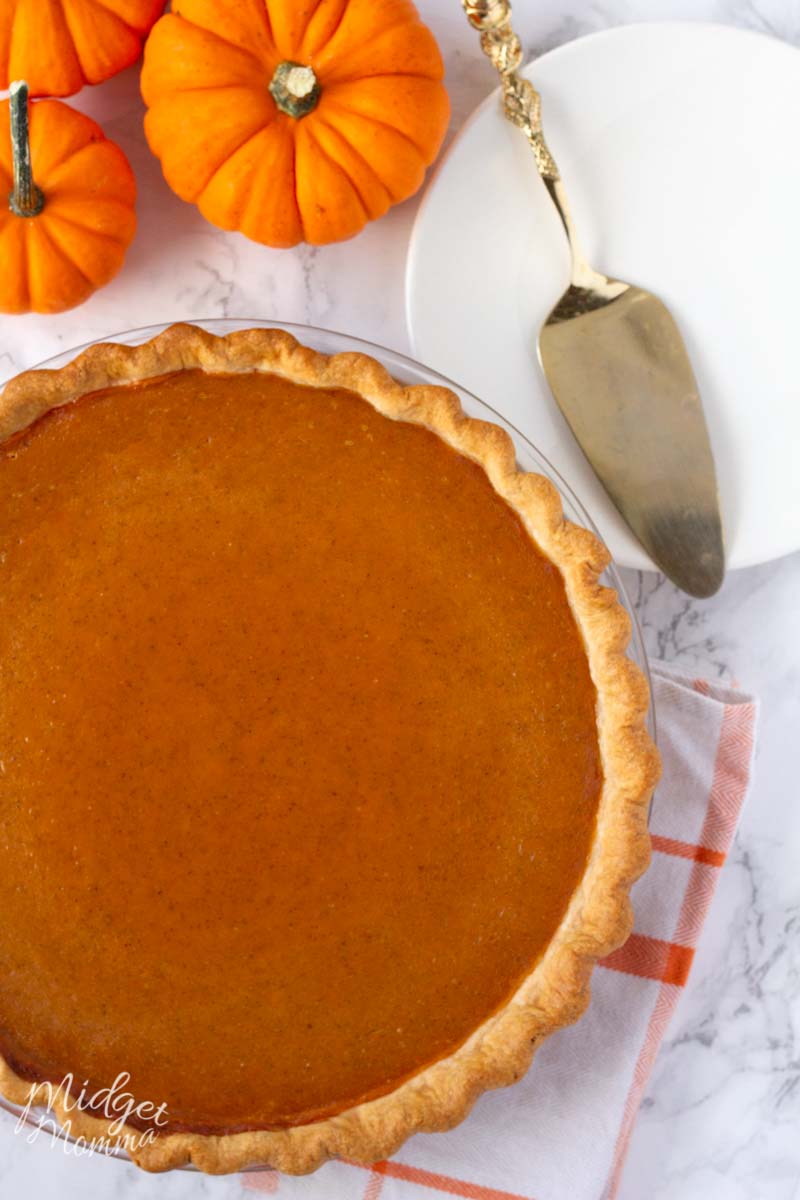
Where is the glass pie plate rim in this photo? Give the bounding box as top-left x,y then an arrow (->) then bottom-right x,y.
0,317 -> 655,1166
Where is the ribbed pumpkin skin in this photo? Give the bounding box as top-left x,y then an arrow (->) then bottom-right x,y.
141,0 -> 450,248
0,100 -> 137,314
0,0 -> 165,98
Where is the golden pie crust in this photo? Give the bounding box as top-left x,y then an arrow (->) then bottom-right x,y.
0,324 -> 659,1173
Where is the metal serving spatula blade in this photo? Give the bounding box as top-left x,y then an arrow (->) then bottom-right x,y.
463,1 -> 725,598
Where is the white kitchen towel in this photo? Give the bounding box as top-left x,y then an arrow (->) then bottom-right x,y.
241,663 -> 758,1200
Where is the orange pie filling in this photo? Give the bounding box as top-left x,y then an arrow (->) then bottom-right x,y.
0,369 -> 601,1134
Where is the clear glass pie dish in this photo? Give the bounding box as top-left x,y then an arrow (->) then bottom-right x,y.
0,318 -> 655,1165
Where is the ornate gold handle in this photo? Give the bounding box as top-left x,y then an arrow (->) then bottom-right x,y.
462,0 -> 559,181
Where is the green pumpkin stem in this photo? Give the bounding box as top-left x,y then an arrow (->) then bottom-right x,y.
8,81 -> 44,218
269,62 -> 321,119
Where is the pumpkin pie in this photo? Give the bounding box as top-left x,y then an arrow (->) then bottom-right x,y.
0,325 -> 658,1173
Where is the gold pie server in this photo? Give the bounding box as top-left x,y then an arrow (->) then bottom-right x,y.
463,1 -> 725,598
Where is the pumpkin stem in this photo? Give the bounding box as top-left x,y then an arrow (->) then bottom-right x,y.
269,62 -> 321,119
8,81 -> 44,218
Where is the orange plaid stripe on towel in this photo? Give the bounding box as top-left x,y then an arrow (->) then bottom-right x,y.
243,664 -> 757,1200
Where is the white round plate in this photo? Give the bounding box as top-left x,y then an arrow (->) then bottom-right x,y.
407,22 -> 800,572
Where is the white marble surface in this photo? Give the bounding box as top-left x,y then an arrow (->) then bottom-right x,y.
0,2 -> 798,1198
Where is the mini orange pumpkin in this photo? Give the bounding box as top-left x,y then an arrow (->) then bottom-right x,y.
0,83 -> 137,314
0,0 -> 165,98
141,0 -> 450,248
